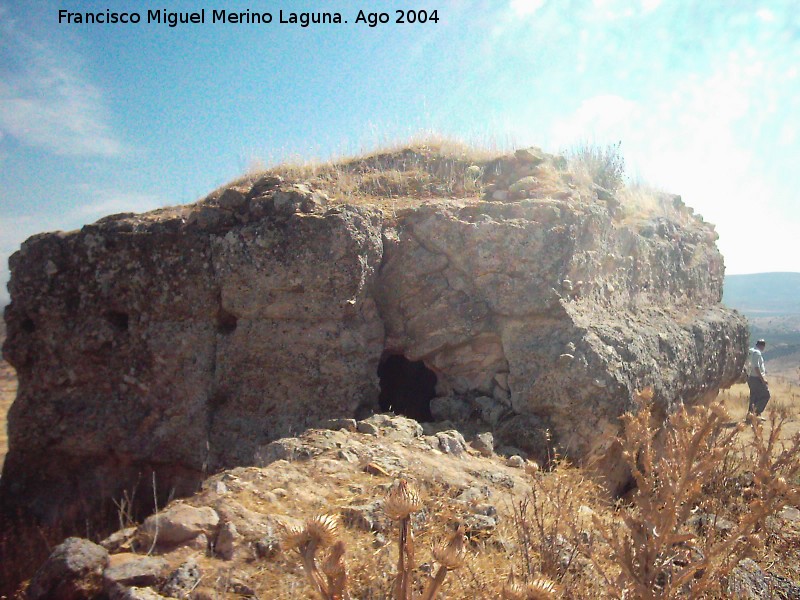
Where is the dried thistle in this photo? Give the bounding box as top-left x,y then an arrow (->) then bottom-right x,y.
282,514 -> 340,553
501,572 -> 560,600
421,527 -> 466,600
524,577 -> 561,599
590,392 -> 800,599
385,479 -> 423,520
386,479 -> 422,600
432,526 -> 466,570
282,522 -> 307,552
502,580 -> 527,600
282,514 -> 342,600
305,514 -> 340,548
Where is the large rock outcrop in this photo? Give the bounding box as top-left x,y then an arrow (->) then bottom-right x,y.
1,148 -> 748,558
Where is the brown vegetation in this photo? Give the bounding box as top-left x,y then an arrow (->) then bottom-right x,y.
266,393 -> 800,598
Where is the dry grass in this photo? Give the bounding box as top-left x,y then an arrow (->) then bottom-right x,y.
217,138 -> 497,212
1,376 -> 798,597
239,391 -> 800,599
202,137 -> 687,226
0,336 -> 18,472
720,377 -> 800,447
566,141 -> 626,192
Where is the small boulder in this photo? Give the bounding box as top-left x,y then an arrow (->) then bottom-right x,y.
160,559 -> 201,599
462,513 -> 498,537
28,537 -> 109,600
321,418 -> 357,432
437,430 -> 467,455
218,188 -> 247,210
341,500 -> 389,533
456,486 -> 490,503
249,174 -> 283,197
136,504 -> 220,549
514,147 -> 546,165
687,512 -> 736,537
273,184 -> 328,215
214,522 -> 242,560
104,554 -> 169,588
357,420 -> 380,435
108,586 -> 167,600
472,432 -> 495,457
506,455 -> 525,468
100,527 -> 137,553
779,505 -> 800,523
508,176 -> 539,196
727,558 -> 769,599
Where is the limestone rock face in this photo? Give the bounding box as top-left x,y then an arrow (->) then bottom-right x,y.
2,186 -> 384,528
1,154 -> 748,569
376,199 -> 746,479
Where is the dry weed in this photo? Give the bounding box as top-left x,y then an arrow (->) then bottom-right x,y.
591,387 -> 800,599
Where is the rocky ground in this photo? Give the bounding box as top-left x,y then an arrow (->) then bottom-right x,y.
19,413 -> 800,599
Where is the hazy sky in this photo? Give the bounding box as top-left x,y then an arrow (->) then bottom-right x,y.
1,0 -> 798,303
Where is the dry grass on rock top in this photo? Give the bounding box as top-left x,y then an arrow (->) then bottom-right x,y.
195,139 -> 700,228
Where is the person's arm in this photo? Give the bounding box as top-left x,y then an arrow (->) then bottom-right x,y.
757,353 -> 768,384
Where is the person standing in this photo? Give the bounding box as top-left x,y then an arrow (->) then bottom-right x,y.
747,339 -> 770,418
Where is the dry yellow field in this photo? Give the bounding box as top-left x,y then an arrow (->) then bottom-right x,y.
0,356 -> 16,472
719,376 -> 800,442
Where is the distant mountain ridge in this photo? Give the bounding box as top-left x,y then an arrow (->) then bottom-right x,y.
723,272 -> 800,315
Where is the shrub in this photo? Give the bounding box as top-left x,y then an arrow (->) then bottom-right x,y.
567,141 -> 626,192
591,388 -> 800,599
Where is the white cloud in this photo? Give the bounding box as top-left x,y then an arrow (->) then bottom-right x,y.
641,0 -> 662,13
509,0 -> 545,16
550,94 -> 639,146
0,11 -> 124,157
548,39 -> 800,275
756,8 -> 776,23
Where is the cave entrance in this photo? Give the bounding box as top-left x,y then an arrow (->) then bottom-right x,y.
377,354 -> 437,422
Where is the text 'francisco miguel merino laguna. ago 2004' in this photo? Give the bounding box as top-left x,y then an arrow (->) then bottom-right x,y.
57,8 -> 442,28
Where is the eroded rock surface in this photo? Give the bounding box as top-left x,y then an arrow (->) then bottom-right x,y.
1,149 -> 748,590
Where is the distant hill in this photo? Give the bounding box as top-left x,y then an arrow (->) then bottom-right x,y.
724,273 -> 800,382
723,272 -> 800,315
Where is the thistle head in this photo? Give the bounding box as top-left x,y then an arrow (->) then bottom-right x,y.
305,514 -> 340,547
502,574 -> 561,600
282,514 -> 340,552
384,479 -> 422,520
501,579 -> 526,600
524,577 -> 561,599
433,526 -> 466,570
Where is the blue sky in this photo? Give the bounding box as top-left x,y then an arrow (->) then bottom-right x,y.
1,1 -> 799,303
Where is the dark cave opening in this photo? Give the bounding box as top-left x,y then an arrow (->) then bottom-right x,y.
377,354 -> 437,422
